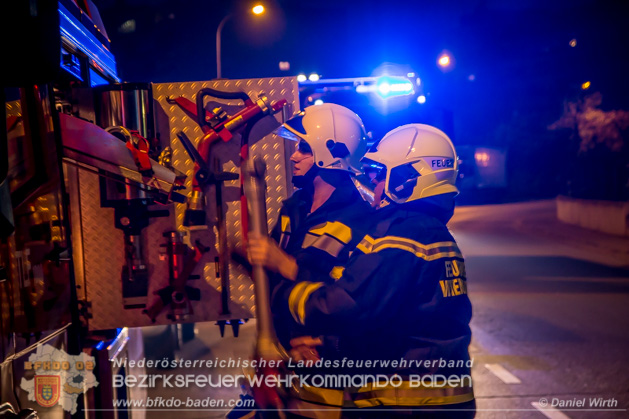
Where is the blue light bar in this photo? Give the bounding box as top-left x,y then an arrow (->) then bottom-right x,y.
58,3 -> 120,82
375,76 -> 414,99
298,76 -> 417,100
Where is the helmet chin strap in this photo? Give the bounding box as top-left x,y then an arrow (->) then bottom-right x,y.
372,180 -> 393,209
291,165 -> 319,189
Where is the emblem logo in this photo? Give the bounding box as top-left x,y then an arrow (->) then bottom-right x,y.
34,375 -> 61,408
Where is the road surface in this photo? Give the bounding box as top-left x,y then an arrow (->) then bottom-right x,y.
450,199 -> 629,418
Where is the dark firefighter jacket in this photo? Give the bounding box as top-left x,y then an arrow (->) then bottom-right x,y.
269,177 -> 373,347
272,199 -> 474,407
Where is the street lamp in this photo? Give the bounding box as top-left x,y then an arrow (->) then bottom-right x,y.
438,54 -> 451,68
216,4 -> 265,79
437,50 -> 455,73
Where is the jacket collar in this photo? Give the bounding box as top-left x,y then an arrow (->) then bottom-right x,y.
289,178 -> 363,214
378,196 -> 455,225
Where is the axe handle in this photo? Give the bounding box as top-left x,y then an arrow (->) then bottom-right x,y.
243,158 -> 279,347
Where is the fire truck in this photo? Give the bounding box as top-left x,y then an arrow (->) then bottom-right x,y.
1,1 -> 299,417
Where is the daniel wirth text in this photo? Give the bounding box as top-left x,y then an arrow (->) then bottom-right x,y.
551,397 -> 618,408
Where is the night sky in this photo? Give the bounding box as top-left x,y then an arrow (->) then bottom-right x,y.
93,0 -> 629,199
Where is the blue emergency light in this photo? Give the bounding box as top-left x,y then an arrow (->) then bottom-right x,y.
375,76 -> 414,99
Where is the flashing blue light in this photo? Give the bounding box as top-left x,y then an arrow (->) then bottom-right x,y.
58,3 -> 120,82
378,82 -> 391,95
89,68 -> 110,87
375,76 -> 414,99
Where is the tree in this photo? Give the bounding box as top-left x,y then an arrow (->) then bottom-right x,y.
549,92 -> 629,200
549,92 -> 629,153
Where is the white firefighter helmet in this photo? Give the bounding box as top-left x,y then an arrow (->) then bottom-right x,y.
362,124 -> 459,203
275,103 -> 367,173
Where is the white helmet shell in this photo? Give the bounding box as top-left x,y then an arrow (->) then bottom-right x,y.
363,124 -> 459,203
276,103 -> 367,173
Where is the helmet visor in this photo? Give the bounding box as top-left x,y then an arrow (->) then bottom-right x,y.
274,111 -> 307,142
361,158 -> 387,183
389,161 -> 421,200
274,125 -> 303,142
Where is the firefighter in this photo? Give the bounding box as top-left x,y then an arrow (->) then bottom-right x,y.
270,124 -> 475,418
246,102 -> 372,344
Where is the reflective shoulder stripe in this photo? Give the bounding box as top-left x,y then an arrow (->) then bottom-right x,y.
302,234 -> 345,258
329,266 -> 345,280
357,235 -> 462,261
302,221 -> 354,258
287,281 -> 324,325
308,221 -> 352,244
356,234 -> 375,254
281,215 -> 291,233
374,243 -> 462,261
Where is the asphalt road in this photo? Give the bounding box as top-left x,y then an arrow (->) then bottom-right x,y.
145,199 -> 629,418
450,199 -> 629,418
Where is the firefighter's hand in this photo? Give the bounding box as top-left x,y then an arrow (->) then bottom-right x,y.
289,336 -> 323,362
247,232 -> 298,280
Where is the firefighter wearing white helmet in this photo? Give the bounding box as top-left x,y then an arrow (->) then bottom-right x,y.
271,123 -> 475,417
246,103 -> 373,414
363,123 -> 459,206
274,102 -> 368,185
246,103 -> 372,334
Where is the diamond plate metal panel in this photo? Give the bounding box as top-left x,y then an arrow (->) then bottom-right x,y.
82,77 -> 300,329
153,77 -> 300,321
78,170 -> 127,330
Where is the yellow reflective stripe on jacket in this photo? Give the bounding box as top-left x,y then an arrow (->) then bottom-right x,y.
288,281 -> 324,325
308,221 -> 352,244
279,215 -> 291,249
281,215 -> 291,232
286,396 -> 343,419
294,382 -> 473,408
288,282 -> 310,323
353,392 -> 474,408
301,221 -> 353,258
356,234 -> 375,254
302,234 -> 346,258
329,266 -> 345,280
357,235 -> 462,261
352,380 -> 474,406
293,384 -> 345,407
